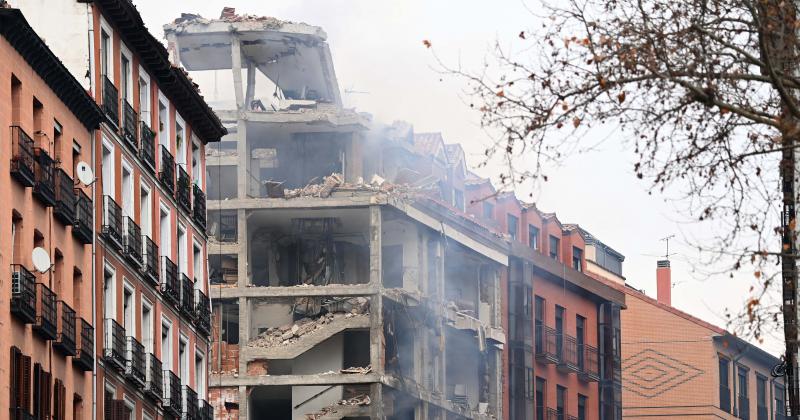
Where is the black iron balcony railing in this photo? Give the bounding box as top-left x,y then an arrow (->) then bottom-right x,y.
161,256 -> 180,307
123,217 -> 143,267
122,101 -> 138,150
140,121 -> 156,173
10,407 -> 35,420
177,165 -> 192,213
535,325 -> 559,364
163,370 -> 182,417
557,335 -> 579,373
53,168 -> 76,225
103,76 -> 119,125
142,235 -> 159,286
11,264 -> 37,324
73,318 -> 93,371
200,399 -> 213,420
104,318 -> 126,371
546,408 -> 576,420
102,195 -> 123,250
34,283 -> 57,340
10,125 -> 35,187
73,189 -> 93,245
53,300 -> 76,356
125,336 -> 146,387
33,148 -> 56,207
194,288 -> 211,337
159,145 -> 175,194
182,385 -> 199,420
578,344 -> 600,382
193,184 -> 206,229
181,274 -> 195,319
144,353 -> 163,402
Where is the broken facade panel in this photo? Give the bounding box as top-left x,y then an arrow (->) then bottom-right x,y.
166,9 -> 505,420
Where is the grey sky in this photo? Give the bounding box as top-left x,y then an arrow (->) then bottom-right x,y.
135,0 -> 780,353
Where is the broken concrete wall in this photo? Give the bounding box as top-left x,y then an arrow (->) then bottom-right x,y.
210,387 -> 240,420
381,217 -> 421,291
291,334 -> 345,419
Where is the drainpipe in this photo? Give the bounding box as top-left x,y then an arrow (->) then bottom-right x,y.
85,3 -> 97,420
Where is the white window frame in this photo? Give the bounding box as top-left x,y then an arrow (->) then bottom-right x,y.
192,238 -> 203,288
157,91 -> 170,148
161,317 -> 173,371
140,182 -> 152,238
179,334 -> 190,383
191,136 -> 203,189
122,279 -> 136,335
120,43 -> 134,104
175,113 -> 187,166
159,202 -> 172,259
121,159 -> 134,218
99,17 -> 114,80
123,397 -> 135,420
194,348 -> 206,397
177,223 -> 188,275
138,66 -> 151,124
141,297 -> 154,354
101,138 -> 115,198
103,261 -> 116,321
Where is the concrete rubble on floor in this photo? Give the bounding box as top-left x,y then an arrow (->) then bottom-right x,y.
281,172 -> 422,199
304,394 -> 371,420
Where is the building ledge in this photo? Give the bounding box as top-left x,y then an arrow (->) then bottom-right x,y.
211,372 -> 380,387
210,283 -> 377,299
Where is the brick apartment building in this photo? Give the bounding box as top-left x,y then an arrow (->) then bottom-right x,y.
579,230 -> 786,419
9,1 -> 226,419
1,7 -> 103,420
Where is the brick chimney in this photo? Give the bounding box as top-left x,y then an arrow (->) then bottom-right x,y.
656,260 -> 671,306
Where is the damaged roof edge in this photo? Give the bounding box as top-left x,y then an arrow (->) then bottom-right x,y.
94,0 -> 226,142
163,15 -> 328,40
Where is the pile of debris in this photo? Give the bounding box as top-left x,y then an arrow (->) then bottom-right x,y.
304,394 -> 371,420
282,173 -> 422,200
248,297 -> 369,348
171,8 -> 290,28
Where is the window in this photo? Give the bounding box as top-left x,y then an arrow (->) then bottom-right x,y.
158,97 -> 169,147
195,351 -> 206,396
720,356 -> 731,412
159,204 -> 171,258
757,375 -> 767,420
556,385 -> 566,416
535,377 -> 546,420
140,183 -> 152,238
53,120 -> 63,162
549,235 -> 560,260
177,224 -> 188,275
11,74 -> 21,124
193,241 -> 203,285
53,251 -> 64,295
161,319 -> 172,370
139,70 -> 150,123
534,296 -> 545,354
122,282 -> 134,334
179,336 -> 189,383
73,394 -> 83,420
578,394 -> 587,420
100,30 -> 111,78
453,189 -> 464,211
73,270 -> 83,316
192,140 -> 202,188
776,384 -> 786,419
529,225 -> 540,250
576,315 -> 586,370
103,264 -> 116,320
120,51 -> 131,104
738,366 -> 749,420
555,306 -> 564,358
508,214 -> 519,240
525,367 -> 534,400
483,202 -> 494,220
142,300 -> 153,354
176,116 -> 186,166
121,161 -> 133,217
572,247 -> 583,271
101,140 -> 115,197
382,245 -> 404,288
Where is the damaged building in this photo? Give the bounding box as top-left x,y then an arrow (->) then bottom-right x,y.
165,9 -> 506,420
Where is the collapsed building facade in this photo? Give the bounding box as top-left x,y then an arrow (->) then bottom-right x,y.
165,10 -> 506,420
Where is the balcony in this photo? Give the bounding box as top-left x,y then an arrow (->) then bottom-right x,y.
161,256 -> 180,307
53,301 -> 76,356
125,336 -> 146,388
10,125 -> 35,187
73,318 -> 93,371
163,370 -> 182,417
144,353 -> 163,402
122,101 -> 138,150
200,400 -> 213,420
182,385 -> 199,420
193,184 -> 206,229
33,148 -> 56,207
102,76 -> 119,126
142,236 -> 159,286
123,217 -> 143,267
34,283 -> 57,340
535,325 -> 559,364
53,168 -> 76,225
73,189 -> 93,244
177,165 -> 192,213
104,318 -> 126,371
194,288 -> 211,337
578,344 -> 600,382
557,335 -> 579,373
140,122 -> 156,173
10,407 -> 35,420
102,195 -> 123,251
11,265 -> 37,324
181,274 -> 195,319
159,145 -> 175,194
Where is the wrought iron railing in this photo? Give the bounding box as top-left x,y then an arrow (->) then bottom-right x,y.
10,125 -> 35,187
182,385 -> 199,420
34,283 -> 57,340
142,235 -> 159,286
214,212 -> 237,242
104,318 -> 126,371
163,370 -> 182,416
122,101 -> 138,150
177,165 -> 192,213
102,76 -> 119,125
123,216 -> 143,267
200,399 -> 213,420
33,148 -> 56,207
73,189 -> 93,244
144,353 -> 163,402
557,334 -> 579,373
578,344 -> 600,382
73,318 -> 93,371
53,168 -> 76,225
535,325 -> 559,364
159,145 -> 175,194
193,184 -> 206,229
125,336 -> 146,387
161,256 -> 180,307
102,195 -> 123,250
10,264 -> 36,324
140,121 -> 156,173
181,274 -> 195,319
194,288 -> 211,337
53,300 -> 76,356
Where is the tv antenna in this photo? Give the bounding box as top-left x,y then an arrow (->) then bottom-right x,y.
660,234 -> 676,260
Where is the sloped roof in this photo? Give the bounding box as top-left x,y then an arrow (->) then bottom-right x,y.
413,132 -> 447,161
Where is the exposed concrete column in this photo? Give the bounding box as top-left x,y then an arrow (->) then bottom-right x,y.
238,385 -> 249,420
436,238 -> 447,395
245,60 -> 256,108
238,296 -> 250,374
368,205 -> 384,419
236,121 -> 249,199
237,209 -> 248,287
231,33 -> 245,110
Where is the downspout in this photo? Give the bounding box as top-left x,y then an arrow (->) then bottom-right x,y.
86,3 -> 97,420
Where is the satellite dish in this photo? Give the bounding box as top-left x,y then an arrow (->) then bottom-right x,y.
75,161 -> 95,186
31,247 -> 52,274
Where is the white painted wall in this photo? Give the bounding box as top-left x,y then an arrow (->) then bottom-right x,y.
382,219 -> 421,291
291,334 -> 344,419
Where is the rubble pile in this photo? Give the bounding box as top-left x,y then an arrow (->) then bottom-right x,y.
248,297 -> 369,348
304,394 -> 371,420
282,173 -> 422,199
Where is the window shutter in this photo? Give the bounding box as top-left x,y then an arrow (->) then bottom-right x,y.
33,363 -> 41,419
104,391 -> 113,420
9,347 -> 20,420
42,371 -> 51,420
113,400 -> 127,420
52,380 -> 60,420
21,355 -> 31,414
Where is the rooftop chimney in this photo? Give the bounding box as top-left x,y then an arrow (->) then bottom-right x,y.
656,260 -> 671,306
